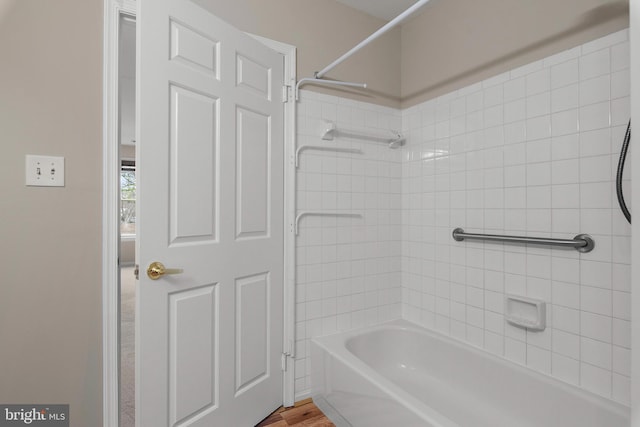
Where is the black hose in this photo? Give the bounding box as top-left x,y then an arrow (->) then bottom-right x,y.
616,120 -> 631,224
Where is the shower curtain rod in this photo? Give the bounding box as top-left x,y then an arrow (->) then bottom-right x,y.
315,0 -> 431,79
295,0 -> 431,100
295,77 -> 366,100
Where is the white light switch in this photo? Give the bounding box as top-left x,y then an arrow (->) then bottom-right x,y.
26,155 -> 65,187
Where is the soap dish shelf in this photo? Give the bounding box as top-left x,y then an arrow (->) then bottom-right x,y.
505,295 -> 546,331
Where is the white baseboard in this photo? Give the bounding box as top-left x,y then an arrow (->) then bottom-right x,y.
294,390 -> 311,404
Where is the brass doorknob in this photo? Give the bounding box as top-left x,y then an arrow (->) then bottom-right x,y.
147,262 -> 184,280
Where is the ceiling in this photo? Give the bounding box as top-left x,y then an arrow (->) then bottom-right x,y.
334,0 -> 419,21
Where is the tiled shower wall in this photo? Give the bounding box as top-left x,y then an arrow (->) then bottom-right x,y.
294,90 -> 403,396
401,29 -> 631,404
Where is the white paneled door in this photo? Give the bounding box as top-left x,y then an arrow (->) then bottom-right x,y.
136,0 -> 284,425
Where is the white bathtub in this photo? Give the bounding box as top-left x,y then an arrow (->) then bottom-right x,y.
311,319 -> 629,427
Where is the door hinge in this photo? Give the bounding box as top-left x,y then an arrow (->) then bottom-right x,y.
286,339 -> 295,358
281,340 -> 295,371
282,85 -> 291,103
134,264 -> 139,280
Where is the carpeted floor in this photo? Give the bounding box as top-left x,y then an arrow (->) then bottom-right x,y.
120,266 -> 135,427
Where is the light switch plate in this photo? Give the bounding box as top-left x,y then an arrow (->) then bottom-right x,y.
26,155 -> 65,187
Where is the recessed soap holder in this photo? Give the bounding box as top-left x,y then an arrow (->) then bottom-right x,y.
505,295 -> 546,331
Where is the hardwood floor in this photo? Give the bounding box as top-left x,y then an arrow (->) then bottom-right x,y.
256,399 -> 335,427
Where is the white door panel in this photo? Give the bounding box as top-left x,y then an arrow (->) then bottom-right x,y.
137,0 -> 284,424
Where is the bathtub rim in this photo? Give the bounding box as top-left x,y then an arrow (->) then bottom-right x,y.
311,318 -> 630,426
312,321 -> 457,427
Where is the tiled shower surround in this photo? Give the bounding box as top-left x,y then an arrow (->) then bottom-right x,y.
294,90 -> 404,394
295,29 -> 630,405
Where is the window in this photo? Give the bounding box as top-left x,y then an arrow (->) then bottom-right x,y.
120,160 -> 136,236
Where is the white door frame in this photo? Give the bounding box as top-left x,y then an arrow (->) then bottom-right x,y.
101,0 -> 297,423
248,34 -> 298,408
248,33 -> 297,407
102,1 -> 136,425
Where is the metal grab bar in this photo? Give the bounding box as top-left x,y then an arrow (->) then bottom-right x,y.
452,228 -> 595,253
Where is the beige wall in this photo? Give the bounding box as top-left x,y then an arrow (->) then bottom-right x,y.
0,0 -> 103,426
401,0 -> 629,107
193,0 -> 403,107
194,0 -> 629,108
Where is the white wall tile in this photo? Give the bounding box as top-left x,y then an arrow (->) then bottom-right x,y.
551,159 -> 579,185
612,69 -> 630,100
581,128 -> 611,157
613,345 -> 631,376
611,97 -> 630,127
552,109 -> 579,136
295,92 -> 403,398
581,209 -> 612,235
612,374 -> 630,405
552,84 -> 579,113
581,362 -> 612,398
581,337 -> 613,370
579,102 -> 611,132
551,134 -> 579,160
505,99 -> 526,123
580,49 -> 611,80
551,59 -> 579,89
526,69 -> 550,95
580,260 -> 612,289
296,30 -> 630,404
527,92 -> 551,118
526,138 -> 551,163
581,286 -> 612,316
580,182 -> 612,208
611,40 -> 629,70
505,337 -> 527,365
552,353 -> 580,385
527,345 -> 552,374
612,318 -> 631,348
580,155 -> 611,183
553,329 -> 580,358
504,77 -> 526,102
613,291 -> 631,320
527,116 -> 552,140
398,29 -> 629,405
527,163 -> 551,186
552,281 -> 580,309
580,75 -> 611,106
484,84 -> 504,107
553,305 -> 580,334
581,312 -> 612,343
